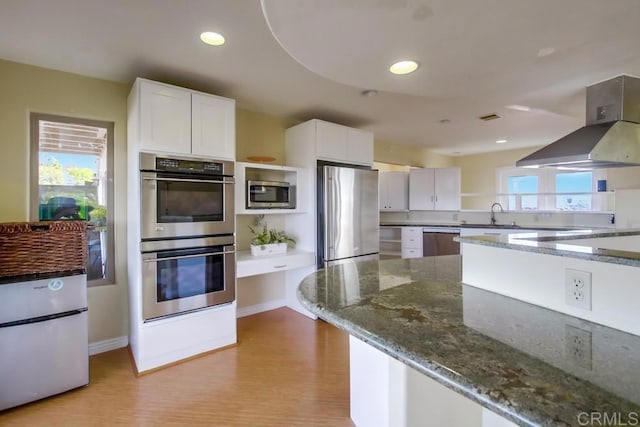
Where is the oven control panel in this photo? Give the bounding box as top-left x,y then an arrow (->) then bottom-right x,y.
156,158 -> 223,175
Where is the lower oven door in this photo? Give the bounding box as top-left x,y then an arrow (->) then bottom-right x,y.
141,237 -> 236,321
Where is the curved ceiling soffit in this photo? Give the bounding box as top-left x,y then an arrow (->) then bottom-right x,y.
260,0 -> 436,96
262,0 -> 640,104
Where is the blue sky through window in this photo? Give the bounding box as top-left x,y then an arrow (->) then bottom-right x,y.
556,171 -> 592,210
508,175 -> 538,210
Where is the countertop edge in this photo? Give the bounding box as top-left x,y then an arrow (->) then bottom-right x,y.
457,231 -> 640,267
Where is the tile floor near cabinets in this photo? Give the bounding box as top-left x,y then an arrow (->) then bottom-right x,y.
1,308 -> 352,426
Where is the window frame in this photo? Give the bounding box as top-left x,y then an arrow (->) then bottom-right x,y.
29,112 -> 115,286
497,166 -> 608,212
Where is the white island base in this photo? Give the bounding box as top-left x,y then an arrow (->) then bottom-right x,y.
350,336 -> 516,427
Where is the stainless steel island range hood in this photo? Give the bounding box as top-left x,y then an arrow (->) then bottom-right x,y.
517,75 -> 640,169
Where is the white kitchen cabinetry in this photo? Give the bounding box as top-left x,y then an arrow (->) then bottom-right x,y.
379,171 -> 409,211
293,119 -> 374,167
401,227 -> 423,258
133,78 -> 235,160
379,226 -> 402,258
409,168 -> 461,211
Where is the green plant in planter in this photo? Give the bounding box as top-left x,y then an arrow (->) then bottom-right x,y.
249,215 -> 296,248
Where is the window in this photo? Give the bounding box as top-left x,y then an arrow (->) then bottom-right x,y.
507,175 -> 539,210
498,167 -> 607,212
555,171 -> 592,211
30,113 -> 114,285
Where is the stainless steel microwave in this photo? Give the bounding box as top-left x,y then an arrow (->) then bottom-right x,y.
246,180 -> 295,209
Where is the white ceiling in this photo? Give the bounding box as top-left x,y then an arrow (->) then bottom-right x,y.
1,0 -> 639,156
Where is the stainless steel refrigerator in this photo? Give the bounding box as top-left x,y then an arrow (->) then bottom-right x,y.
317,163 -> 379,268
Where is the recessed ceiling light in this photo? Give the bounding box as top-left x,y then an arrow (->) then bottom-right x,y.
505,104 -> 531,112
389,60 -> 419,75
439,119 -> 451,124
496,139 -> 507,144
200,31 -> 225,46
537,47 -> 556,57
362,89 -> 378,97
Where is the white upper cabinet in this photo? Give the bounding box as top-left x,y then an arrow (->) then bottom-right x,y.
346,127 -> 374,166
434,168 -> 461,210
316,120 -> 348,161
191,92 -> 235,159
409,168 -> 460,211
133,78 -> 235,160
313,120 -> 373,166
379,171 -> 408,211
139,80 -> 191,154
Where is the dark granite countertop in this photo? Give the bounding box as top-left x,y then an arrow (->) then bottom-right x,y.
380,222 -> 596,231
297,256 -> 640,426
457,229 -> 640,267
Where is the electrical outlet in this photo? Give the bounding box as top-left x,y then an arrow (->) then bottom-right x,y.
565,325 -> 592,370
565,268 -> 592,310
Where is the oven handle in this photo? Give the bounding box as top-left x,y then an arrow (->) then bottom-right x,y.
142,177 -> 235,185
143,250 -> 236,263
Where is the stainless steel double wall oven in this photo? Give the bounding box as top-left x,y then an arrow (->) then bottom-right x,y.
139,152 -> 236,321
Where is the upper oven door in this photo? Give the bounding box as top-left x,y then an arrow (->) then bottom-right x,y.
141,170 -> 235,240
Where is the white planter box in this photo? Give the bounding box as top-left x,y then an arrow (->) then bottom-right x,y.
250,243 -> 288,256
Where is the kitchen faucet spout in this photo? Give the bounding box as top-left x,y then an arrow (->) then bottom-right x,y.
490,202 -> 504,225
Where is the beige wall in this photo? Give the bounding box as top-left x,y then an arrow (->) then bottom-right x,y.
0,59 -> 130,344
374,138 -> 453,168
236,109 -> 297,165
453,146 -> 542,210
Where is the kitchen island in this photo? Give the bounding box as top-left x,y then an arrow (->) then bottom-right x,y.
297,255 -> 640,426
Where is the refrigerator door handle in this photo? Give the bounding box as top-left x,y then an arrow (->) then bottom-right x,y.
324,170 -> 333,260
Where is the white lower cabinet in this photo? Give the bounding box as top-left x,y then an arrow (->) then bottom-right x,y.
401,227 -> 423,258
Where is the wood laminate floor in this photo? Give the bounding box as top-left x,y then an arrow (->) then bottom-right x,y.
1,308 -> 353,426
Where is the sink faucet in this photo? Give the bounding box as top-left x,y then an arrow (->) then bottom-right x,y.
490,202 -> 504,225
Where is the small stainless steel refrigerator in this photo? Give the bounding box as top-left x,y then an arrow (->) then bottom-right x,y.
0,273 -> 89,411
317,163 -> 379,268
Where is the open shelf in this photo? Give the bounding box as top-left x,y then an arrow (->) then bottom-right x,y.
235,162 -> 310,215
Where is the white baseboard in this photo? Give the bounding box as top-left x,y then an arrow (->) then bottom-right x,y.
89,336 -> 129,356
236,299 -> 286,318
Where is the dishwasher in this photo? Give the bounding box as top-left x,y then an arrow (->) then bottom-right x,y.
0,273 -> 89,411
422,227 -> 460,256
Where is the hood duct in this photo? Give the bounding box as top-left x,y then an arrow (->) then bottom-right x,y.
517,75 -> 640,169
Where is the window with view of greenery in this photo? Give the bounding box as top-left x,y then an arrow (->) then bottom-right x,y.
30,113 -> 114,285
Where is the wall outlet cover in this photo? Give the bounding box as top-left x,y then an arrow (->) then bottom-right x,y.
565,324 -> 592,370
565,268 -> 592,310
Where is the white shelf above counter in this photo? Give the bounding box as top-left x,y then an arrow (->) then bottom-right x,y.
236,248 -> 316,278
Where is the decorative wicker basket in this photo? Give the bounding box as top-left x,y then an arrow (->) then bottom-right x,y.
0,221 -> 87,278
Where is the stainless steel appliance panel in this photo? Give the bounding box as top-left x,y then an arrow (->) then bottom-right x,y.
140,152 -> 235,240
0,274 -> 88,411
0,311 -> 89,411
141,236 -> 236,321
0,274 -> 86,323
246,180 -> 295,209
423,232 -> 460,256
323,165 -> 379,263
